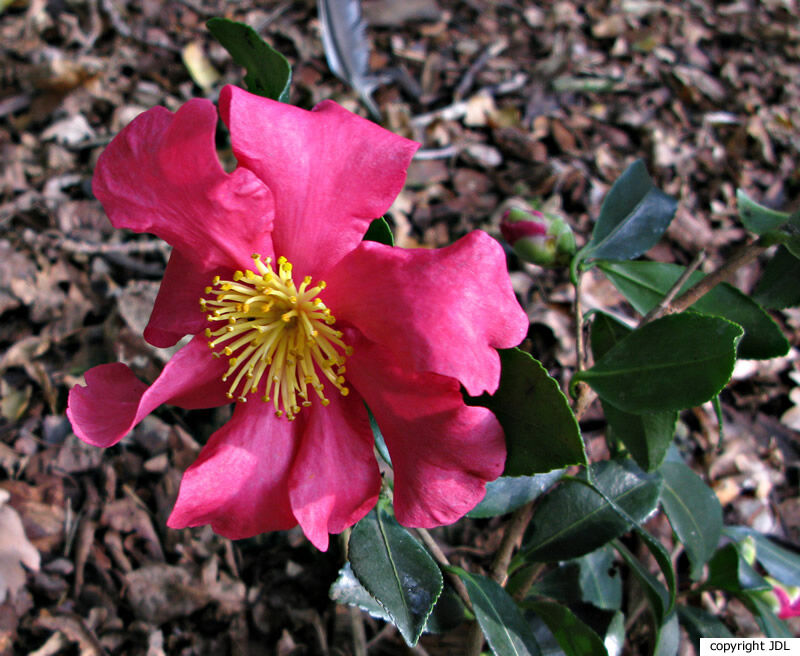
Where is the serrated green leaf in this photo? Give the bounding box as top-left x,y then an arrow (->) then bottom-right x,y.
590,312 -> 676,471
705,542 -> 770,593
659,461 -> 722,579
589,311 -> 633,359
753,246 -> 800,309
523,599 -> 608,656
597,260 -> 789,359
450,567 -> 542,656
522,460 -> 662,562
604,403 -> 677,471
677,604 -> 733,645
574,314 -> 743,413
466,348 -> 585,476
723,526 -> 800,587
331,563 -> 467,635
423,584 -> 468,634
737,189 -> 791,234
469,471 -> 565,518
330,562 -> 393,622
349,500 -> 443,646
207,17 -> 292,102
579,159 -> 677,264
363,216 -> 394,246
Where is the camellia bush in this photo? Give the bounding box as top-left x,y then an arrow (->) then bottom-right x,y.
66,19 -> 800,656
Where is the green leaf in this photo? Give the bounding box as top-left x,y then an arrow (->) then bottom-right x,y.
363,216 -> 394,246
653,612 -> 680,656
705,542 -> 770,593
737,189 -> 791,234
573,314 -> 743,413
783,211 -> 800,259
423,584 -> 469,634
597,260 -> 789,360
524,599 -> 608,656
578,159 -> 677,264
329,562 -> 393,623
206,18 -> 292,102
723,526 -> 800,587
603,404 -> 676,472
753,246 -> 800,309
677,604 -> 733,647
577,545 -> 622,611
349,500 -> 443,646
573,463 -> 678,618
526,547 -> 622,611
739,592 -> 795,638
589,311 -> 633,360
659,461 -> 722,579
466,348 -> 586,476
450,567 -> 542,656
590,312 -> 676,471
522,459 -> 662,562
469,471 -> 565,518
614,539 -> 670,623
331,563 -> 466,635
528,563 -> 583,603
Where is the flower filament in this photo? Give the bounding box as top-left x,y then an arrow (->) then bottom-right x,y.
201,254 -> 351,420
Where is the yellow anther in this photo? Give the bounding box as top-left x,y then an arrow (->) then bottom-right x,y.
200,255 -> 351,419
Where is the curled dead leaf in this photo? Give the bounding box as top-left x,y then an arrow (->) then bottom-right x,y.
0,490 -> 40,604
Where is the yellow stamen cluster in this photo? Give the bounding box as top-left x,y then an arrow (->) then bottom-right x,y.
200,254 -> 351,420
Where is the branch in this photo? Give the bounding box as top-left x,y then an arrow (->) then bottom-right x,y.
666,239 -> 769,316
640,251 -> 706,324
414,528 -> 473,612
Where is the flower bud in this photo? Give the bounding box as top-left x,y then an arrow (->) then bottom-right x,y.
500,207 -> 576,267
754,577 -> 800,619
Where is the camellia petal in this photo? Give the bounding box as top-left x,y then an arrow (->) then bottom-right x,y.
67,335 -> 230,448
219,85 -> 418,278
93,98 -> 275,270
346,336 -> 506,528
144,249 -> 219,348
325,230 -> 528,396
288,391 -> 381,551
167,401 -> 298,538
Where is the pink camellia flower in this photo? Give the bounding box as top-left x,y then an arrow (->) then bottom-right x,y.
67,85 -> 528,551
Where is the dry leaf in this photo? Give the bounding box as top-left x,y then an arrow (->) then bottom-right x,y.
181,41 -> 219,92
0,490 -> 40,604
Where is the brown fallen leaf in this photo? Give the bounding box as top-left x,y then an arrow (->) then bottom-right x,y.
0,490 -> 40,604
125,564 -> 210,624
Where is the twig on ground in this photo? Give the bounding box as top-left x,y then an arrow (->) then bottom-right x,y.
410,73 -> 527,128
455,38 -> 509,100
348,606 -> 367,656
